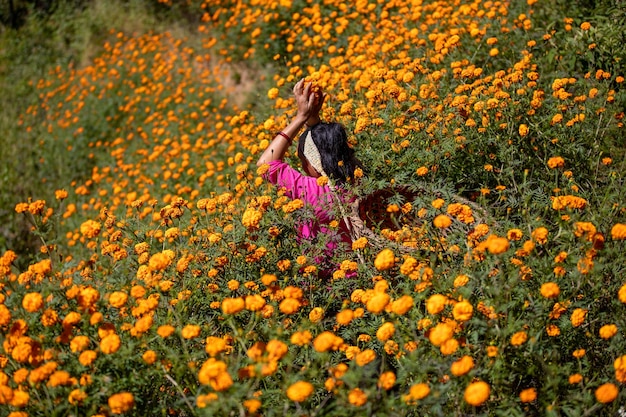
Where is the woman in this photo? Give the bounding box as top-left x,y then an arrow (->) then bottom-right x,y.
256,79 -> 362,276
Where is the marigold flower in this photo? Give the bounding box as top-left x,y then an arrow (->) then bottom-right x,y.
78,350 -> 97,366
221,297 -> 245,314
519,387 -> 537,403
433,214 -> 452,228
378,371 -> 396,390
366,292 -> 390,314
279,298 -> 301,314
374,248 -> 395,271
451,355 -> 474,376
391,295 -> 413,315
348,388 -> 367,406
403,383 -> 430,404
531,227 -> 549,244
108,392 -> 135,414
355,349 -> 376,366
595,383 -> 618,403
599,324 -> 618,339
611,223 -> 626,240
290,330 -> 312,346
465,380 -> 490,406
198,358 -> 233,391
67,388 -> 86,405
570,308 -> 587,327
619,284 -> 626,304
181,324 -> 201,339
22,292 -> 44,313
196,393 -> 218,408
109,291 -> 128,308
426,294 -> 447,315
70,335 -> 91,353
376,322 -> 395,341
286,381 -> 314,402
309,307 -> 324,323
313,331 -> 343,352
510,331 -> 528,346
453,300 -> 474,322
428,322 -> 454,346
157,325 -> 175,338
540,282 -> 560,298
580,21 -> 591,30
547,156 -> 565,169
569,373 -> 583,384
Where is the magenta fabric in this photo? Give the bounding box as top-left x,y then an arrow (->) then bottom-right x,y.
263,160 -> 352,245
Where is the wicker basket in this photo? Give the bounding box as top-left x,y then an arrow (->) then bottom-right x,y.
345,185 -> 490,253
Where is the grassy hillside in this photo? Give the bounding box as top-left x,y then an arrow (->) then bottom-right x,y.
0,0 -> 625,416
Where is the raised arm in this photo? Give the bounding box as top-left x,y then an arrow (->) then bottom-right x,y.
256,79 -> 325,166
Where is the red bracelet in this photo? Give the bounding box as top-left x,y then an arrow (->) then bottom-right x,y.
277,131 -> 292,143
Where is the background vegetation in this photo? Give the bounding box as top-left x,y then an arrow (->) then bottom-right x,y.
0,0 -> 625,416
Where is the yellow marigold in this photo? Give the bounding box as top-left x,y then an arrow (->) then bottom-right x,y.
531,227 -> 549,244
221,297 -> 245,315
440,338 -> 459,355
520,387 -> 537,403
142,350 -> 157,365
391,295 -> 413,315
570,308 -> 587,327
309,307 -> 324,323
599,324 -> 618,339
547,156 -> 565,169
286,381 -> 314,402
355,349 -> 376,366
245,294 -> 266,312
453,300 -> 473,322
108,392 -> 135,414
518,124 -> 529,136
279,298 -> 301,314
376,322 -> 395,341
595,383 -> 618,403
196,393 -> 218,408
569,373 -> 583,384
108,291 -> 128,308
348,388 -> 367,406
428,322 -> 454,347
451,355 -> 474,376
242,207 -> 262,229
80,219 -> 101,239
454,274 -> 470,287
267,87 -> 279,100
181,324 -> 201,339
336,309 -> 354,326
157,325 -> 175,338
22,292 -> 44,313
433,214 -> 452,228
68,389 -> 86,405
70,335 -> 90,353
611,223 -> 626,240
540,282 -> 560,298
374,248 -> 395,271
426,294 -> 447,315
378,371 -> 396,390
366,292 -> 390,314
313,331 -> 343,352
486,235 -> 509,254
100,334 -> 121,354
403,383 -> 430,404
619,284 -> 626,304
465,380 -> 490,406
510,331 -> 528,346
416,166 -> 429,176
573,349 -> 586,358
580,21 -> 591,30
198,358 -> 233,391
78,350 -> 97,366
290,330 -> 312,346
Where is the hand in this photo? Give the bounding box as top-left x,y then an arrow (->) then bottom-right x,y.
293,79 -> 325,123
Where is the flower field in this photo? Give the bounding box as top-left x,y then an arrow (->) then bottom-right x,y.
1,0 -> 625,416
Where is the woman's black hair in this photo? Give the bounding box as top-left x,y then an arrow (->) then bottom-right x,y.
297,122 -> 363,185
